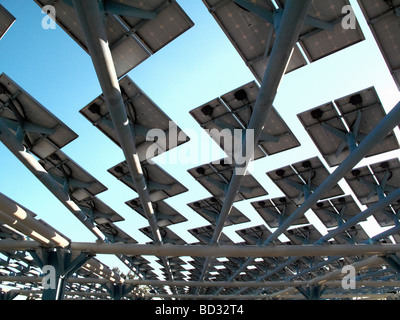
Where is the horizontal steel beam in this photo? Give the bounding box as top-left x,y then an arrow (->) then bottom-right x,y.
1,240 -> 400,258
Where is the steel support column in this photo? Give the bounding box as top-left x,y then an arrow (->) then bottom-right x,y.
29,248 -> 93,300
197,0 -> 313,285
71,0 -> 174,284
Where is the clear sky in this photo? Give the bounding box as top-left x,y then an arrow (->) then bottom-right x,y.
1,0 -> 400,279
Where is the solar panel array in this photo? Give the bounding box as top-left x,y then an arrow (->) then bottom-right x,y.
1,0 -> 400,300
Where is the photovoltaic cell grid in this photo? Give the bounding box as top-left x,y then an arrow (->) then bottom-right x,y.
127,199 -> 187,228
0,73 -> 78,159
188,196 -> 250,226
108,160 -> 188,203
187,158 -> 268,201
190,81 -> 300,160
266,156 -> 344,206
297,86 -> 399,167
80,75 -> 190,163
345,157 -> 400,227
1,2 -> 400,300
34,0 -> 194,79
0,4 -> 15,39
202,0 -> 364,82
357,0 -> 400,89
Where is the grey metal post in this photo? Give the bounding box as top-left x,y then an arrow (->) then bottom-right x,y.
197,0 -> 313,285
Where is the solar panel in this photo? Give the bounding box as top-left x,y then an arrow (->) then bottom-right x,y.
202,0 -> 364,82
345,158 -> 400,206
251,196 -> 308,228
0,73 -> 78,159
97,221 -> 138,244
266,156 -> 344,205
333,225 -> 370,244
34,0 -> 194,79
357,0 -> 400,89
278,0 -> 365,62
38,149 -> 108,202
202,0 -> 306,82
140,225 -> 186,245
284,225 -> 323,245
188,224 -> 235,245
298,87 -> 399,167
371,201 -> 400,228
109,160 -> 188,202
75,195 -> 125,225
311,195 -> 363,228
0,4 -> 15,39
127,199 -> 187,227
190,81 -> 300,160
80,76 -> 190,163
235,224 -> 273,245
188,158 -> 268,201
188,196 -> 250,226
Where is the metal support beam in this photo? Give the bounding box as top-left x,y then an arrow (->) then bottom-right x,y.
1,240 -> 400,258
196,0 -> 312,286
70,0 -> 174,284
0,118 -> 106,242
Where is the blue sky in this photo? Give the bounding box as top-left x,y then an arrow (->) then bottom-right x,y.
1,0 -> 400,277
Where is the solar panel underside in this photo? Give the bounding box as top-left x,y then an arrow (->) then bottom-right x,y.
0,4 -> 15,39
357,0 -> 400,89
34,0 -> 194,79
266,156 -> 344,205
188,158 -> 268,201
80,76 -> 190,163
251,196 -> 308,228
0,73 -> 78,159
127,199 -> 187,227
298,87 -> 399,167
203,0 -> 364,82
188,196 -> 250,226
190,81 -> 300,160
109,160 -> 188,202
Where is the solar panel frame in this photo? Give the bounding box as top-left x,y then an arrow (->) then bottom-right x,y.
266,156 -> 344,205
0,73 -> 78,159
298,87 -> 399,167
278,0 -> 365,63
38,149 -> 108,202
34,0 -> 194,79
284,224 -> 323,245
188,158 -> 268,201
127,199 -> 187,227
140,225 -> 187,245
188,224 -> 235,245
357,0 -> 400,89
0,4 -> 15,40
97,221 -> 138,244
311,195 -> 363,228
202,0 -> 307,82
345,158 -> 400,206
190,81 -> 300,159
80,76 -> 190,163
235,224 -> 273,245
333,224 -> 370,244
188,196 -> 250,226
109,160 -> 188,202
75,195 -> 125,225
251,196 -> 308,228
